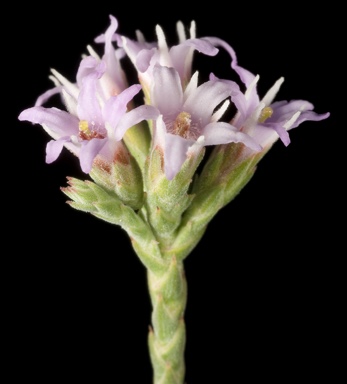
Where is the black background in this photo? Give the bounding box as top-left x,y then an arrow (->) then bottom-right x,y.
9,3 -> 342,383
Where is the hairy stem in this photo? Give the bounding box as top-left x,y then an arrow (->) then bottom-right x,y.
147,257 -> 187,384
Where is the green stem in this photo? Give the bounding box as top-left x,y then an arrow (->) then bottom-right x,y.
147,257 -> 187,384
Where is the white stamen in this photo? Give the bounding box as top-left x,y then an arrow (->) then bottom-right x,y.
245,74 -> 260,100
176,21 -> 186,43
86,44 -> 101,59
104,121 -> 114,138
50,68 -> 79,100
61,88 -> 78,115
262,77 -> 285,106
211,100 -> 230,122
189,20 -> 196,39
283,111 -> 301,130
187,135 -> 205,156
135,29 -> 146,43
48,75 -> 60,87
71,135 -> 79,145
243,102 -> 266,134
155,25 -> 171,66
184,71 -> 199,99
120,36 -> 136,65
253,102 -> 266,123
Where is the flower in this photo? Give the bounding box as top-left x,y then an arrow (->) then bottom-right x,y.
19,15 -> 330,182
205,37 -> 330,156
95,16 -> 263,180
35,14 -> 128,110
96,15 -> 219,97
19,57 -> 158,173
141,65 -> 262,180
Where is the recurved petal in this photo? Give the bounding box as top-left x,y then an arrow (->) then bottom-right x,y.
270,99 -> 330,128
76,56 -> 105,86
121,35 -> 156,67
204,36 -> 256,87
170,38 -> 218,80
290,110 -> 330,128
170,38 -> 218,66
251,111 -> 299,148
114,105 -> 160,140
202,122 -> 262,151
104,14 -> 119,55
103,15 -> 128,92
103,84 -> 142,128
260,122 -> 291,146
46,136 -> 71,163
35,86 -> 62,107
270,99 -> 312,121
18,106 -> 79,138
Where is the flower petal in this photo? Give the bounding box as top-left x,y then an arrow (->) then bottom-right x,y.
103,14 -> 128,93
291,110 -> 330,128
76,56 -> 104,86
79,138 -> 107,173
152,66 -> 183,117
202,122 -> 262,151
136,48 -> 157,73
114,105 -> 160,140
270,99 -> 323,123
121,35 -> 156,68
18,106 -> 78,138
77,66 -> 104,124
204,36 -> 256,87
261,122 -> 291,146
183,79 -> 232,127
46,137 -> 71,163
35,86 -> 62,107
170,38 -> 218,82
103,84 -> 142,128
164,133 -> 194,180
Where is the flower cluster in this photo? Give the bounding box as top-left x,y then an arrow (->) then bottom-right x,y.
18,16 -> 331,384
19,15 -> 329,181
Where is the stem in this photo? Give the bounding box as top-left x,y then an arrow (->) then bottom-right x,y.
147,256 -> 187,384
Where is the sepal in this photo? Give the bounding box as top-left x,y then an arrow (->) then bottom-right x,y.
194,142 -> 264,205
170,143 -> 264,260
122,120 -> 152,171
61,177 -> 166,274
62,177 -> 110,213
144,145 -> 205,241
90,142 -> 145,210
